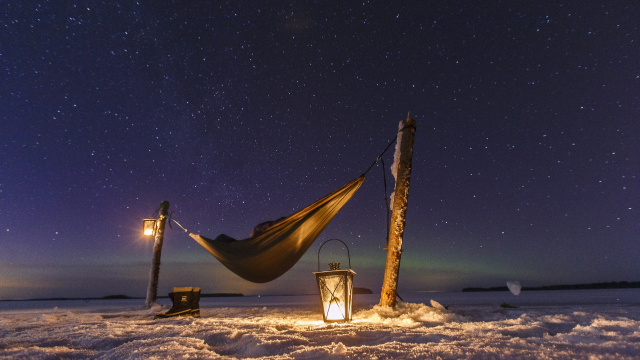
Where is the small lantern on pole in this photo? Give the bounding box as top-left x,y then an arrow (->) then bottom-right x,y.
142,218 -> 157,237
314,239 -> 356,323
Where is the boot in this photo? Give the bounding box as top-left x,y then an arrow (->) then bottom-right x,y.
155,287 -> 200,318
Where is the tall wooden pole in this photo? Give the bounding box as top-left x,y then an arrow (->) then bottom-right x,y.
380,117 -> 416,307
145,200 -> 169,308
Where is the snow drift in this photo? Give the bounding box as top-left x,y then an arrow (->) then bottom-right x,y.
1,290 -> 639,359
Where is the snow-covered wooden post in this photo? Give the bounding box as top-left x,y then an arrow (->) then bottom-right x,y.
145,200 -> 169,308
380,117 -> 416,307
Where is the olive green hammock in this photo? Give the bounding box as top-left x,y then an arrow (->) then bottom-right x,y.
188,176 -> 365,283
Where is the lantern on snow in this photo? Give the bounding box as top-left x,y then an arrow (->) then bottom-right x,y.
314,239 -> 356,323
142,218 -> 157,236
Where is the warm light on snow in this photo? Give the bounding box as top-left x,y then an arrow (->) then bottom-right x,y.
0,290 -> 639,359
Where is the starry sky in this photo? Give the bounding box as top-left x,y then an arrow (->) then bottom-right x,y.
1,2 -> 638,300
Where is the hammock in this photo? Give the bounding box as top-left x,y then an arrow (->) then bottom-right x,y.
190,176 -> 365,283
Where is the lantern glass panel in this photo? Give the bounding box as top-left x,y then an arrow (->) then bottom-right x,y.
143,218 -> 156,236
315,269 -> 355,322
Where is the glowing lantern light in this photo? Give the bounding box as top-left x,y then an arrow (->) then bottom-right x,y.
142,218 -> 157,236
314,239 -> 356,323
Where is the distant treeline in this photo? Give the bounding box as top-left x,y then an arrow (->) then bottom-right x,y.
462,281 -> 640,292
2,293 -> 245,302
200,293 -> 244,298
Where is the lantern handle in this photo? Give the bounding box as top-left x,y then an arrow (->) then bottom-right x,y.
317,238 -> 351,272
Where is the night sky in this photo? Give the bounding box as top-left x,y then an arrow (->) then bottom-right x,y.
1,2 -> 638,300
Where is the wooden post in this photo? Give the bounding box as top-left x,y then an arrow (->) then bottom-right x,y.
379,117 -> 416,307
145,200 -> 169,308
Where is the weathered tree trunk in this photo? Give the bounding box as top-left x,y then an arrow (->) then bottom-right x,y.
145,201 -> 169,308
379,117 -> 416,307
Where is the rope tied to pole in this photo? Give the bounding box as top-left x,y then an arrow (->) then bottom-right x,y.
168,120 -> 415,252
362,123 -> 416,177
361,121 -> 417,247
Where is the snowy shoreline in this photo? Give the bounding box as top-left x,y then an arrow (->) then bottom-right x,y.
1,290 -> 639,359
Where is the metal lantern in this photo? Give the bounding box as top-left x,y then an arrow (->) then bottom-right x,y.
314,239 -> 356,323
142,218 -> 157,236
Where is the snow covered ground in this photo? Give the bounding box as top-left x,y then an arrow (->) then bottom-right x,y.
1,289 -> 639,359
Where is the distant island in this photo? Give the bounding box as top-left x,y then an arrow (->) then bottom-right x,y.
102,295 -> 134,300
462,281 -> 640,292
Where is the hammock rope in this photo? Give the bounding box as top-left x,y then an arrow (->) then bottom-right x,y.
363,135 -> 396,176
171,218 -> 189,233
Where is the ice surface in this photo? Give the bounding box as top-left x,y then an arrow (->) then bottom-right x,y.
1,290 -> 639,359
